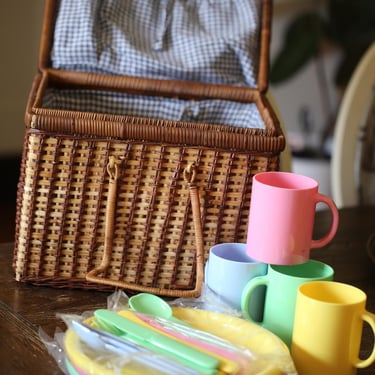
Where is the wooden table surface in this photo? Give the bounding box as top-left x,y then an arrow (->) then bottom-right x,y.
1,206 -> 375,374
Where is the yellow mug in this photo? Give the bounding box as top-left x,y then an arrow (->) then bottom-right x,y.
291,281 -> 375,375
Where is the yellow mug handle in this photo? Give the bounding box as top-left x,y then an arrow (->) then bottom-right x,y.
355,312 -> 375,368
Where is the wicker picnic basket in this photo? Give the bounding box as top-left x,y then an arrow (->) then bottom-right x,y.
13,0 -> 285,297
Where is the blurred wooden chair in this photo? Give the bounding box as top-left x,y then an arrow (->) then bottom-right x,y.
331,42 -> 375,208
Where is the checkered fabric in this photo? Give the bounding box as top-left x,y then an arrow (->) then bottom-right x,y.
49,0 -> 265,129
52,0 -> 261,87
43,88 -> 265,129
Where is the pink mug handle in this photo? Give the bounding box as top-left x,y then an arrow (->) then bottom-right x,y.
311,193 -> 339,248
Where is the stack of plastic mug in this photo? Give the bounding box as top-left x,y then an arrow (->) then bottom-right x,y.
205,171 -> 375,375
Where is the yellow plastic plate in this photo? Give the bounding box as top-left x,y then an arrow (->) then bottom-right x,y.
65,307 -> 297,375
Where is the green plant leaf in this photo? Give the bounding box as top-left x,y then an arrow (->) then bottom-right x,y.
270,12 -> 326,85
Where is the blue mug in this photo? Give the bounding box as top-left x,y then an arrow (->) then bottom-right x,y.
204,243 -> 267,321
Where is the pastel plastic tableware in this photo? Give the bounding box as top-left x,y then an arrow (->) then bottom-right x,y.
64,308 -> 297,375
72,320 -> 136,353
133,312 -> 242,374
70,320 -> 198,375
65,358 -> 85,375
204,242 -> 267,321
292,281 -> 375,375
246,171 -> 339,265
65,328 -> 167,375
94,309 -> 220,374
129,293 -> 186,325
241,259 -> 334,348
134,310 -> 259,372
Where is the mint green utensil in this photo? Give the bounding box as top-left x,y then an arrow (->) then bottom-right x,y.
94,309 -> 219,375
65,358 -> 81,375
129,293 -> 186,325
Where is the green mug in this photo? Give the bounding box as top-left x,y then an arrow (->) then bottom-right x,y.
241,259 -> 334,347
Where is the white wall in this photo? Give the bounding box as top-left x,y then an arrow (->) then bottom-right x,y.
0,0 -> 44,156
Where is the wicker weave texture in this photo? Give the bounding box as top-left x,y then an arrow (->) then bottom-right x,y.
14,130 -> 279,296
14,0 -> 284,296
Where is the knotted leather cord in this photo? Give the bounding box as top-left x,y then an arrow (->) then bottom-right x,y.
86,160 -> 204,297
96,156 -> 119,273
183,162 -> 204,292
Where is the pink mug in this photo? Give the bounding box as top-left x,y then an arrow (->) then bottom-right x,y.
246,171 -> 339,265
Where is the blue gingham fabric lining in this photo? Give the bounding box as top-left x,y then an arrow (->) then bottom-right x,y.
52,0 -> 262,87
42,88 -> 265,129
48,0 -> 265,129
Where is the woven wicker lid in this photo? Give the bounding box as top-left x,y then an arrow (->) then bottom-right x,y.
26,0 -> 284,152
38,0 -> 272,96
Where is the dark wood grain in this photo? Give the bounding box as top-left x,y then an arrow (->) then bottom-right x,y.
0,243 -> 109,375
0,205 -> 374,374
0,300 -> 60,375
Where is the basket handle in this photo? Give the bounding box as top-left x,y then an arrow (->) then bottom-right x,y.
86,159 -> 204,297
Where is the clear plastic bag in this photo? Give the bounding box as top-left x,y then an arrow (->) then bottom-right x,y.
40,288 -> 298,375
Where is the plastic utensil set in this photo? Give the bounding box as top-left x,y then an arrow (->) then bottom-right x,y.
67,293 -> 247,375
